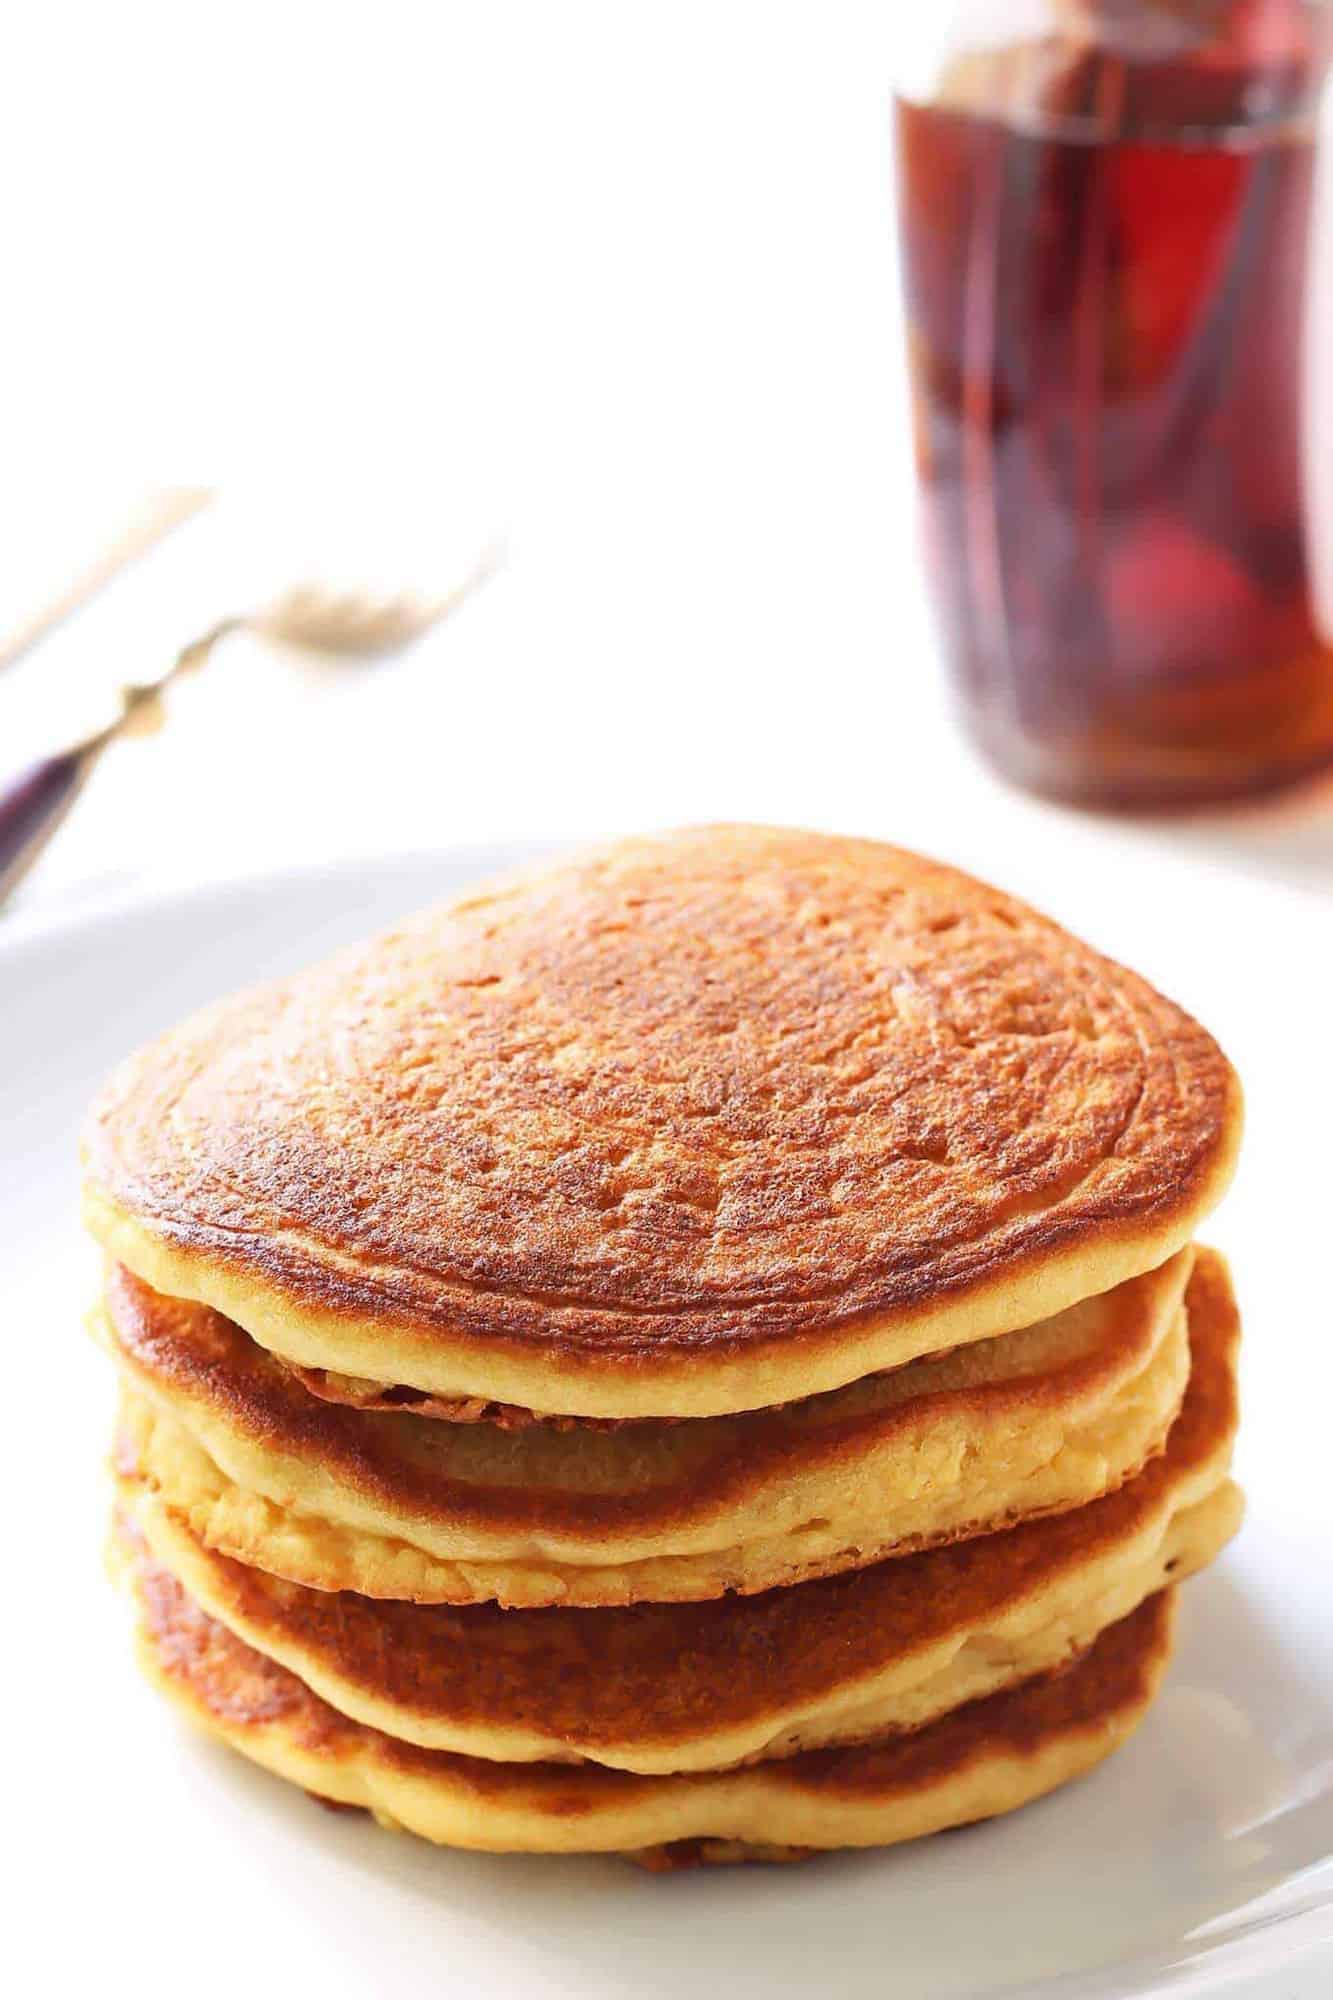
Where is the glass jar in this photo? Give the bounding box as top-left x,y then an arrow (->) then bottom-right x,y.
894,1 -> 1333,807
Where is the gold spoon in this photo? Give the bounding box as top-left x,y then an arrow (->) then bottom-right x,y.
0,547 -> 500,908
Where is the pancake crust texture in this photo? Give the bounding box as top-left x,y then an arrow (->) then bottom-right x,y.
100,1248 -> 1198,1607
115,1515 -> 1178,1862
111,1252 -> 1240,1773
83,826 -> 1242,1418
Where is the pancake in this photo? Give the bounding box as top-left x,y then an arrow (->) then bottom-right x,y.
99,1247 -> 1197,1608
277,1365 -> 646,1431
82,826 -> 1242,1420
113,1250 -> 1239,1772
114,1516 -> 1179,1862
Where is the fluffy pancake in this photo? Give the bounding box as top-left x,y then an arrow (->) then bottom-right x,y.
100,1248 -> 1196,1608
114,1518 -> 1178,1862
113,1250 -> 1239,1771
276,1365 -> 642,1430
82,827 -> 1241,1419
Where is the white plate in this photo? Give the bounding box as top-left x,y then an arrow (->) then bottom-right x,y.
6,838 -> 1333,2000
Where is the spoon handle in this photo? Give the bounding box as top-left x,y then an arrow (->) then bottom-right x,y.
0,727 -> 115,905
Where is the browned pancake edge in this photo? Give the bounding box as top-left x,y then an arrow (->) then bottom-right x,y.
83,827 -> 1240,1415
100,1246 -> 1197,1545
112,1251 -> 1238,1761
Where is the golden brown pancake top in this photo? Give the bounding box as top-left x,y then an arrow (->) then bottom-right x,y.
84,827 -> 1239,1414
115,1251 -> 1236,1758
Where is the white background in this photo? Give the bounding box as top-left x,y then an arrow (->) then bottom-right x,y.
4,0 -> 1333,908
4,7 -> 1333,1997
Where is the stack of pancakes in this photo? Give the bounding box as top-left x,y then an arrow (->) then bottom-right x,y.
82,826 -> 1245,1867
